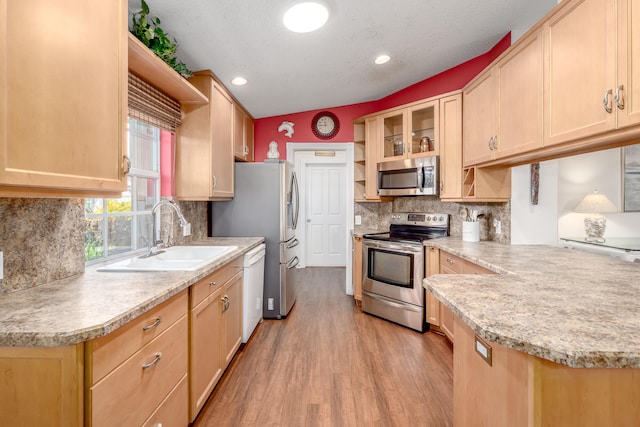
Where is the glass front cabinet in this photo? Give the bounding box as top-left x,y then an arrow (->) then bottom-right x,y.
380,100 -> 439,162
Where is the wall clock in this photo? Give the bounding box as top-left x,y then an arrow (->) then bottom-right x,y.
311,111 -> 340,139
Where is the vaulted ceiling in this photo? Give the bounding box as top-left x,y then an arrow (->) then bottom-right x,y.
128,0 -> 558,118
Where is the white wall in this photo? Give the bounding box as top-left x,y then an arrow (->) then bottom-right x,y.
557,148 -> 640,239
511,160 -> 559,245
511,147 -> 640,245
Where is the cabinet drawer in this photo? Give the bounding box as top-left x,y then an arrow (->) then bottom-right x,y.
440,252 -> 465,273
190,255 -> 243,308
88,290 -> 188,384
89,315 -> 188,427
142,373 -> 189,427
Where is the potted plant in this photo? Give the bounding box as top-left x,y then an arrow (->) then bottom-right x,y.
130,0 -> 192,78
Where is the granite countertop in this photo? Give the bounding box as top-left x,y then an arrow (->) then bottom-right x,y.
0,237 -> 264,347
352,227 -> 387,238
423,238 -> 640,368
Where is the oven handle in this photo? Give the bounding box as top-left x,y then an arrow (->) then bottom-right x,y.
362,291 -> 422,312
362,240 -> 423,253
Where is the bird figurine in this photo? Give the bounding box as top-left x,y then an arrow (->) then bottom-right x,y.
278,121 -> 295,138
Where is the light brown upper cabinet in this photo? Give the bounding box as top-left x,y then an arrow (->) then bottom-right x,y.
439,93 -> 464,200
546,0 -> 640,145
177,71 -> 235,200
233,104 -> 254,162
463,28 -> 544,166
379,101 -> 439,162
0,0 -> 127,198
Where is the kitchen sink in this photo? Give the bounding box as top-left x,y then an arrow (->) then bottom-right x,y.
98,245 -> 238,272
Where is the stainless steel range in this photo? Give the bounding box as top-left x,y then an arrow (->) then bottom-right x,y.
362,212 -> 449,332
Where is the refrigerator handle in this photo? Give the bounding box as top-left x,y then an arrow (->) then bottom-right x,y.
287,238 -> 299,249
292,171 -> 300,230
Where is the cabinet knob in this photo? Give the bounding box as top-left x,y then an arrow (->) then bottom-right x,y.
210,281 -> 217,286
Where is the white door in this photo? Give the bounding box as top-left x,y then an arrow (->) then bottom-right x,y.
305,163 -> 346,266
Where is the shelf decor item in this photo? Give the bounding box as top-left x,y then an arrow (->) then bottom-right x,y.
574,190 -> 617,243
130,0 -> 192,78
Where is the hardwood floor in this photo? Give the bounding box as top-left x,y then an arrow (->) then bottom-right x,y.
193,267 -> 453,427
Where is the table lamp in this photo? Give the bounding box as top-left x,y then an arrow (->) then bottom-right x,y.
574,189 -> 617,243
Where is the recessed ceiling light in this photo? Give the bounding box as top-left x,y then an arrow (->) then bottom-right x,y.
231,77 -> 247,86
283,2 -> 329,33
375,55 -> 391,65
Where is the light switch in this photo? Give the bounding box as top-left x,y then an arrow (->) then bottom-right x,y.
355,215 -> 362,226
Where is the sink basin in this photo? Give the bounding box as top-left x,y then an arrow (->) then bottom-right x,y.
98,245 -> 238,272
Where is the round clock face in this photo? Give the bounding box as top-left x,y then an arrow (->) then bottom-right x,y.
312,111 -> 340,139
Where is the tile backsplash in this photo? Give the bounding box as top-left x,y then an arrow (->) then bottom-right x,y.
355,196 -> 511,243
0,197 -> 208,294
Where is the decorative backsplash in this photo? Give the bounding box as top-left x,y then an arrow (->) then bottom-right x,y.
0,197 -> 208,294
355,196 -> 511,243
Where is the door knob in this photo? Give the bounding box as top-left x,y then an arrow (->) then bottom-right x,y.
307,218 -> 311,223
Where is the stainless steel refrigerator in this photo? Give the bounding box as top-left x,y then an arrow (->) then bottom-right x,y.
211,160 -> 300,319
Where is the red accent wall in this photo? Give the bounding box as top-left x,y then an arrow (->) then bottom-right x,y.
253,33 -> 511,162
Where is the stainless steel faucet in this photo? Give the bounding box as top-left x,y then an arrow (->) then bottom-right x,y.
140,200 -> 190,258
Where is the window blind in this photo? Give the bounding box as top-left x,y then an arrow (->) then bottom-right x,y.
128,72 -> 181,132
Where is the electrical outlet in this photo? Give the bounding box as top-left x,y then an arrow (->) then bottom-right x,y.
0,251 -> 3,280
355,215 -> 362,226
182,223 -> 191,237
493,219 -> 502,234
268,298 -> 274,310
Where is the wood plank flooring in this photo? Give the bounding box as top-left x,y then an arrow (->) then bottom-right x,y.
193,267 -> 453,427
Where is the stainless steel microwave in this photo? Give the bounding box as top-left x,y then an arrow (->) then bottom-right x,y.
377,157 -> 439,197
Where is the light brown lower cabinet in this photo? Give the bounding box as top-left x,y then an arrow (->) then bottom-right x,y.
453,315 -> 640,426
189,257 -> 243,421
0,344 -> 84,426
352,236 -> 363,302
86,290 -> 189,427
426,249 -> 494,343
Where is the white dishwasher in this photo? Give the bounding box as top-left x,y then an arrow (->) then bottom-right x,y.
242,243 -> 266,343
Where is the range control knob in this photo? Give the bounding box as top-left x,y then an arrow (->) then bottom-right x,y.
439,216 -> 444,221
426,216 -> 432,221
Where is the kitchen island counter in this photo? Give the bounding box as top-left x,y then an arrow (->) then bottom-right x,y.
423,238 -> 640,368
0,237 -> 264,347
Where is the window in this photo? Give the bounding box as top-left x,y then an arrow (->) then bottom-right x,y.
85,118 -> 161,262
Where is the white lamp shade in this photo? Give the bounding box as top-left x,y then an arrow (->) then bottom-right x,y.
574,190 -> 617,213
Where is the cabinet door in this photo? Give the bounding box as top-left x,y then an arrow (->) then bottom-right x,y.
233,103 -> 247,160
545,0 -> 616,145
463,70 -> 497,166
352,236 -> 363,301
380,110 -> 407,162
407,101 -> 438,158
496,29 -> 544,159
617,0 -> 640,128
364,116 -> 381,200
0,0 -> 126,195
245,115 -> 255,162
211,84 -> 234,199
176,75 -> 214,200
223,273 -> 243,368
424,247 -> 441,326
190,285 -> 224,421
439,94 -> 463,199
0,345 -> 84,427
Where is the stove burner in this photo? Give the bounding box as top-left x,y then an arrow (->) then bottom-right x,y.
363,212 -> 449,244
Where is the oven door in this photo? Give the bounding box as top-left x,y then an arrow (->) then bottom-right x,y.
362,239 -> 424,307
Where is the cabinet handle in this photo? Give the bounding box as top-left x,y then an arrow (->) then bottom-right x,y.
603,89 -> 613,113
209,281 -> 217,286
492,135 -> 498,150
212,176 -> 217,189
142,316 -> 162,331
142,352 -> 162,369
122,155 -> 131,175
446,258 -> 454,264
615,85 -> 625,110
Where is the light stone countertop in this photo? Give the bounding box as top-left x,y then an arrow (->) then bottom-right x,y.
423,237 -> 640,368
0,237 -> 264,347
